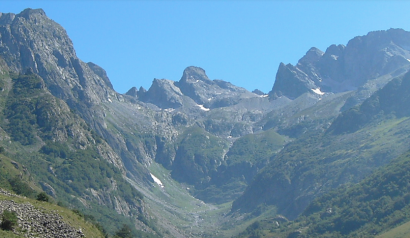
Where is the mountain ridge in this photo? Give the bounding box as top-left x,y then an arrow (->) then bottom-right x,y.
1,8 -> 410,237
269,28 -> 410,100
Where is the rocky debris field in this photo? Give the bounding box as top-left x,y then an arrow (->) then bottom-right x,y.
0,189 -> 84,238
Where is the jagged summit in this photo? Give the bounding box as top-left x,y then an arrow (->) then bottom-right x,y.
252,89 -> 266,95
3,7 -> 410,237
144,78 -> 185,108
138,66 -> 259,109
18,8 -> 47,19
269,28 -> 410,100
0,8 -> 117,108
0,8 -> 45,24
125,86 -> 138,97
297,47 -> 324,65
268,62 -> 317,99
179,66 -> 211,84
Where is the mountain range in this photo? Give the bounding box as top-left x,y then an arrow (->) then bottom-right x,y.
1,8 -> 410,238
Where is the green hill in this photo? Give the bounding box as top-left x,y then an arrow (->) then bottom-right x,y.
232,71 -> 410,221
236,150 -> 410,237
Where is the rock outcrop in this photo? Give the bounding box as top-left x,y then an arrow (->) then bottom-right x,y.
0,8 -> 115,106
269,29 -> 410,99
0,189 -> 84,238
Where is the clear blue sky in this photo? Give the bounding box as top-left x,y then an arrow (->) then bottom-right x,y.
2,1 -> 410,93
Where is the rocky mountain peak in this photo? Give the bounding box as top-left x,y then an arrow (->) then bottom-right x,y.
0,12 -> 15,25
18,8 -> 47,20
179,66 -> 211,84
252,89 -> 266,95
87,62 -> 114,90
141,78 -> 185,108
323,44 -> 345,57
125,86 -> 138,97
270,28 -> 410,100
0,8 -> 118,112
298,47 -> 324,65
0,8 -> 46,26
347,28 -> 410,52
269,62 -> 316,99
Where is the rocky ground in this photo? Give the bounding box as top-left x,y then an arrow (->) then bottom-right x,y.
0,189 -> 84,238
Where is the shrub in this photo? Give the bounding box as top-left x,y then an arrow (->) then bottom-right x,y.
114,224 -> 133,238
36,192 -> 50,202
8,176 -> 36,198
1,210 -> 17,231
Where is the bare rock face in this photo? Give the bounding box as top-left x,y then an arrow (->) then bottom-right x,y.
135,66 -> 262,114
0,8 -> 152,180
5,8 -> 410,236
176,66 -> 255,109
142,78 -> 185,108
269,62 -> 317,99
176,66 -> 215,105
270,29 -> 410,99
0,8 -> 116,108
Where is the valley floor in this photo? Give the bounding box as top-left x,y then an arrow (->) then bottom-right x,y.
128,162 -> 263,237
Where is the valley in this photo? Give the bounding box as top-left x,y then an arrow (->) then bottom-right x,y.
1,8 -> 410,238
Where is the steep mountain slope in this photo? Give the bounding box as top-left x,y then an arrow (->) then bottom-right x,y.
270,28 -> 410,100
232,71 -> 410,222
0,9 -> 284,202
0,9 -> 114,105
328,71 -> 410,134
3,7 -> 410,238
0,67 -> 158,236
237,150 -> 410,238
300,150 -> 410,237
0,8 -> 154,186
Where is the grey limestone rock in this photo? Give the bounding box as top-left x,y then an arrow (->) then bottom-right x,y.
269,28 -> 410,100
0,189 -> 84,238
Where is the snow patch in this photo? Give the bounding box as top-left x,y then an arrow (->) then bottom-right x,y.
259,95 -> 268,98
150,173 -> 164,188
197,104 -> 210,111
331,55 -> 339,60
407,59 -> 410,62
311,88 -> 325,95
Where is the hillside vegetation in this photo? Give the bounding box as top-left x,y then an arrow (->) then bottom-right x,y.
236,150 -> 410,237
0,71 -> 160,237
4,8 -> 410,237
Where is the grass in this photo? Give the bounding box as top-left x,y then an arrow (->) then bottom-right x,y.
377,220 -> 410,238
0,229 -> 21,238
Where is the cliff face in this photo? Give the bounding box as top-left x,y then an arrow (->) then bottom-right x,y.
0,69 -> 154,235
0,9 -> 115,106
0,9 -> 158,235
0,9 -> 157,185
269,29 -> 410,99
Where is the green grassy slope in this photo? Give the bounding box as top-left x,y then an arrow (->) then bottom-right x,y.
236,150 -> 410,238
233,71 -> 410,220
